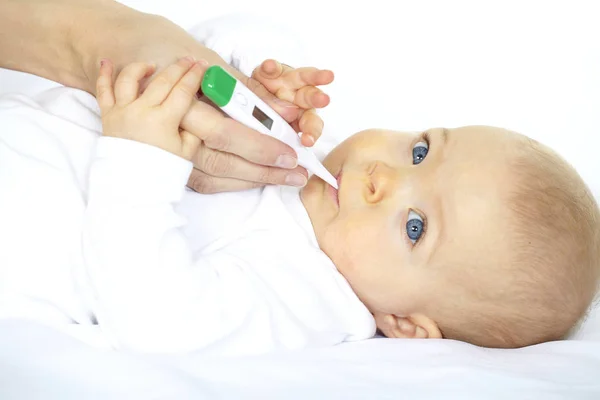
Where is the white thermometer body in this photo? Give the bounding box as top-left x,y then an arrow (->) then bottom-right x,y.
201,66 -> 338,189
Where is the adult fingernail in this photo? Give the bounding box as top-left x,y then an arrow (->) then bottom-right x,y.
285,174 -> 307,187
183,56 -> 195,62
275,154 -> 297,169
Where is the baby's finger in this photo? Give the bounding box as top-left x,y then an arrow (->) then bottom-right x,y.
114,62 -> 156,106
96,59 -> 115,113
253,59 -> 293,81
251,60 -> 296,95
293,86 -> 330,109
141,57 -> 195,106
283,68 -> 334,90
162,61 -> 207,119
298,109 -> 324,146
180,129 -> 202,161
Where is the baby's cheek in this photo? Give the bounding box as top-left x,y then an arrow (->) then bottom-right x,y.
324,131 -> 373,162
321,223 -> 357,271
335,221 -> 376,269
322,141 -> 349,168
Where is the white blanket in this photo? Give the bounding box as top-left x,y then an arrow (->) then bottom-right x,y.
1,319 -> 599,399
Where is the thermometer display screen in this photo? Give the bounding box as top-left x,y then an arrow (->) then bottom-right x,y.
252,106 -> 274,130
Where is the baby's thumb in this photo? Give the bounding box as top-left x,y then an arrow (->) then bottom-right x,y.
180,129 -> 201,162
96,59 -> 115,112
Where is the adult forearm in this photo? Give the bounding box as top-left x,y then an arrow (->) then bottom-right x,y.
0,0 -> 146,93
1,3 -> 318,194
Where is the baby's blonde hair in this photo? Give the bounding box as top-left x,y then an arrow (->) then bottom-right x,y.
438,135 -> 600,348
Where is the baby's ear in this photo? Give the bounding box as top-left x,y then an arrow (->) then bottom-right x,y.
374,313 -> 442,339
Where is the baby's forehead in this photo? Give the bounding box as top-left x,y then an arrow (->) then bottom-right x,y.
439,127 -> 533,186
446,125 -> 525,146
437,127 -> 521,174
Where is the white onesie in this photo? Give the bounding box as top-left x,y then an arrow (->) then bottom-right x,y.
0,16 -> 376,356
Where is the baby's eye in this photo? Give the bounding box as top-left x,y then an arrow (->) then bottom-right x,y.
406,210 -> 424,244
412,141 -> 429,165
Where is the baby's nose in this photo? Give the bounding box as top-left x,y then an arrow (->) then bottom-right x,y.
365,161 -> 398,203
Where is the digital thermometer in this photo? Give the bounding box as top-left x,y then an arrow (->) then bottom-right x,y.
200,65 -> 338,189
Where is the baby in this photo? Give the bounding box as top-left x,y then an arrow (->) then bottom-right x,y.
304,124 -> 600,348
87,55 -> 600,352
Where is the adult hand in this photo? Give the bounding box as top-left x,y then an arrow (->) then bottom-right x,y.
86,11 -> 331,193
1,0 -> 331,193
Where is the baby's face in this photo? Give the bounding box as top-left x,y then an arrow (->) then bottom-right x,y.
301,126 -> 516,331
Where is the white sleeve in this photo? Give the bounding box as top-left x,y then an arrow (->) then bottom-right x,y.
81,138 -> 255,353
189,14 -> 311,77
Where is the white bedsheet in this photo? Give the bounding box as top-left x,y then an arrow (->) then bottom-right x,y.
1,319 -> 599,400
1,0 -> 599,398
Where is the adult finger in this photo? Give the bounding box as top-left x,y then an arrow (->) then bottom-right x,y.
181,101 -> 299,169
192,143 -> 308,187
186,169 -> 263,194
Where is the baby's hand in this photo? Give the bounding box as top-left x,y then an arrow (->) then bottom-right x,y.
251,60 -> 334,147
96,57 -> 206,161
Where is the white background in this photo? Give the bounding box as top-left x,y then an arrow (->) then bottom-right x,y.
2,1 -> 598,194
117,0 -> 600,196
